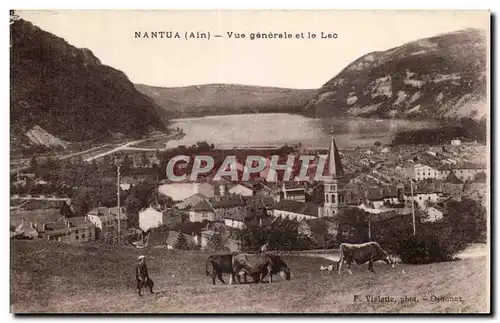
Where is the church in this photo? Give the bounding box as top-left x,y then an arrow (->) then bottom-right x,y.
271,136 -> 346,221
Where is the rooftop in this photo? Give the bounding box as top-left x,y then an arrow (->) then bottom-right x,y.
271,199 -> 319,217
88,207 -> 127,220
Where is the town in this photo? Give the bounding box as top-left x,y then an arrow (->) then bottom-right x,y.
10,135 -> 487,252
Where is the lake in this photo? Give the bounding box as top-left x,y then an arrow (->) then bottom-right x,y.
164,113 -> 438,150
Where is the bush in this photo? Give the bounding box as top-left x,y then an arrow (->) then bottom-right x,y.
237,223 -> 316,252
394,223 -> 467,264
389,198 -> 485,264
205,233 -> 228,252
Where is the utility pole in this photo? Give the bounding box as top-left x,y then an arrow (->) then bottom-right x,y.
115,159 -> 121,245
410,178 -> 416,236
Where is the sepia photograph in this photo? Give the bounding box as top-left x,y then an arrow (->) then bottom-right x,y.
9,9 -> 490,314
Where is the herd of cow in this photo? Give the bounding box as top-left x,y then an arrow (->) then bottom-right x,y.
205,241 -> 396,285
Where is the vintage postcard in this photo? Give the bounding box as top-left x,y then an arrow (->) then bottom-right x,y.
9,10 -> 490,314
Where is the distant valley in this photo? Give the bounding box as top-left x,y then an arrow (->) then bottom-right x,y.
135,84 -> 317,118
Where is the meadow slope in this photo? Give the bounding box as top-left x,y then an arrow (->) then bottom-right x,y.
10,241 -> 488,313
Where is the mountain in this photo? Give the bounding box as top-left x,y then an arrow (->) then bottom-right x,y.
135,83 -> 316,117
10,19 -> 167,149
303,28 -> 488,121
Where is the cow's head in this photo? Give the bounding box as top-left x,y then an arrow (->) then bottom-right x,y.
383,254 -> 395,268
375,244 -> 395,269
279,266 -> 291,281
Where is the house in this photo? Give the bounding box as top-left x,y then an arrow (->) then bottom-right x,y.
87,207 -> 127,239
366,188 -> 384,209
41,217 -> 96,243
119,176 -> 143,191
212,196 -> 247,223
188,195 -> 247,223
413,164 -> 439,181
407,187 -> 440,209
343,183 -> 365,206
243,195 -> 275,211
189,200 -> 216,222
444,170 -> 463,184
228,183 -> 254,197
382,187 -> 398,205
158,182 -> 214,202
223,210 -> 247,229
13,218 -> 39,239
451,139 -> 461,146
281,182 -> 307,202
250,181 -> 274,197
138,206 -> 169,232
175,193 -> 208,210
452,163 -> 486,181
424,206 -> 447,223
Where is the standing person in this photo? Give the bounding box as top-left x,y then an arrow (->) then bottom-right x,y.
136,255 -> 154,296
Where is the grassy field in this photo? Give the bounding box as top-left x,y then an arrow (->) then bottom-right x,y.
10,241 -> 489,314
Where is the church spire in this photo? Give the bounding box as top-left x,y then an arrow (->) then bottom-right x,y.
327,136 -> 344,178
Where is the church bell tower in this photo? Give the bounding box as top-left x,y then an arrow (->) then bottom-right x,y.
323,136 -> 345,217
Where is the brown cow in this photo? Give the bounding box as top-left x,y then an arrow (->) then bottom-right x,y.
205,253 -> 238,285
338,242 -> 394,275
232,253 -> 291,283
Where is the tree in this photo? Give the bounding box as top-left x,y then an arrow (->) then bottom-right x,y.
140,152 -> 150,169
100,155 -> 114,176
175,232 -> 190,250
121,155 -> 133,176
336,208 -> 370,244
145,188 -> 173,208
446,198 -> 487,244
125,195 -> 142,228
72,188 -> 98,217
151,162 -> 159,181
29,156 -> 40,176
89,160 -> 99,174
392,198 -> 486,264
374,141 -> 382,147
196,141 -> 210,152
99,181 -> 118,207
60,201 -> 74,218
206,233 -> 226,252
474,171 -> 486,183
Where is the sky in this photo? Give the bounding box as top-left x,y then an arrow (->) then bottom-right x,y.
17,10 -> 489,89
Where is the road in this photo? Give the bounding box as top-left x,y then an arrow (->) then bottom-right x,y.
58,144 -> 113,160
84,133 -> 173,162
11,132 -> 177,174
